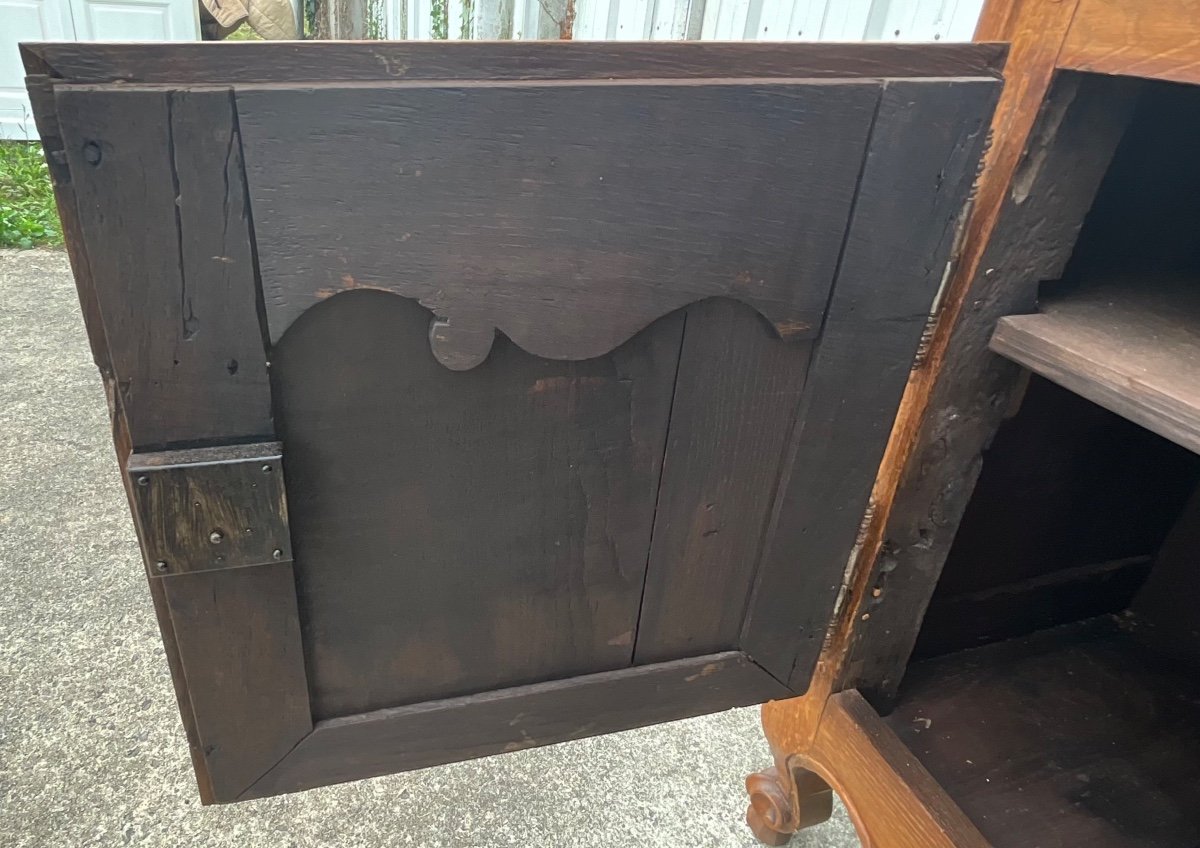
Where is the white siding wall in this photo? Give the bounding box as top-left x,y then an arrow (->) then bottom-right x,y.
3,0 -> 984,138
1,0 -> 199,138
387,0 -> 983,42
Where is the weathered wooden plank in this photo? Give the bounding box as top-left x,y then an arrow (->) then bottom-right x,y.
23,41 -> 1007,85
240,650 -> 788,801
162,561 -> 312,803
740,77 -> 1001,690
127,444 -> 290,576
272,289 -> 683,719
237,80 -> 879,368
634,298 -> 813,665
991,280 -> 1200,455
842,75 -> 1142,709
54,87 -> 272,450
803,690 -> 989,848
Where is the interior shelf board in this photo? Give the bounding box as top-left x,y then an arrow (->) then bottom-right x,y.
990,280 -> 1200,455
885,616 -> 1200,848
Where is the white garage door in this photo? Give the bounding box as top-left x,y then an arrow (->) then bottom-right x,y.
1,0 -> 199,139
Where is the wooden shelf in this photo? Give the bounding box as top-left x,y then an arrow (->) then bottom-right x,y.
885,617 -> 1200,848
990,280 -> 1200,454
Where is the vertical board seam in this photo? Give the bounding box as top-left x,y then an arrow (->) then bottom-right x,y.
737,83 -> 884,675
628,309 -> 690,665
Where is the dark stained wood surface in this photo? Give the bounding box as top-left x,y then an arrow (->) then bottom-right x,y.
54,87 -> 273,450
991,279 -> 1200,455
914,376 -> 1200,658
162,561 -> 312,803
127,444 -> 290,576
237,80 -> 878,367
23,41 -> 1007,85
272,289 -> 682,718
25,75 -> 219,802
888,617 -> 1200,848
1130,485 -> 1200,665
634,298 -> 813,665
741,77 -> 1000,689
241,650 -> 789,800
29,41 -> 1009,805
842,74 -> 1142,709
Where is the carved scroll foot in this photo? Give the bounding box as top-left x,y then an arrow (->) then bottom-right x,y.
746,762 -> 834,846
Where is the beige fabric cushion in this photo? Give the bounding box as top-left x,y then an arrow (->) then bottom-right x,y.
199,0 -> 299,38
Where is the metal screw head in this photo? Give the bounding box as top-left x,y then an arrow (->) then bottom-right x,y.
136,475 -> 149,486
82,141 -> 102,166
209,530 -> 224,544
272,548 -> 283,560
262,464 -> 272,473
154,561 -> 169,573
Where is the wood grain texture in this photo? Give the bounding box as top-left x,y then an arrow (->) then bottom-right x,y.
634,299 -> 813,665
1060,0 -> 1200,85
272,289 -> 682,718
162,561 -> 312,803
761,690 -> 989,848
24,41 -> 1007,85
741,77 -> 1000,689
241,650 -> 789,800
237,80 -> 878,367
888,617 -> 1200,848
991,279 -> 1200,455
54,87 -> 272,450
127,444 -> 290,576
842,74 -> 1140,709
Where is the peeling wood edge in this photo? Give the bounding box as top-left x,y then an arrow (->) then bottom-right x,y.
765,0 -> 1085,744
128,441 -> 284,469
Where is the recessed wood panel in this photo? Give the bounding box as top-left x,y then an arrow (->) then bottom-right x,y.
272,290 -> 684,719
634,298 -> 813,664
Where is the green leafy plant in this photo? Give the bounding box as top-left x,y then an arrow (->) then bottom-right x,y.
431,0 -> 449,38
0,141 -> 61,249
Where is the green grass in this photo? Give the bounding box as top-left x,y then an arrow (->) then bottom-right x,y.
1,141 -> 61,249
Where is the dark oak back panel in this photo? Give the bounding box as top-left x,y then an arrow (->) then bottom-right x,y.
26,40 -> 1002,802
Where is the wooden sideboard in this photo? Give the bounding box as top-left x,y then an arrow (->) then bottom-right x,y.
747,0 -> 1200,845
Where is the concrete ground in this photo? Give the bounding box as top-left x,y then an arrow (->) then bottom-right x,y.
0,249 -> 860,848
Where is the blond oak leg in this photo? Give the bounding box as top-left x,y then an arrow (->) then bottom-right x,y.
745,761 -> 833,846
749,690 -> 988,848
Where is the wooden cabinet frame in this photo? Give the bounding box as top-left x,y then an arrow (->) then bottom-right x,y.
747,0 -> 1200,845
